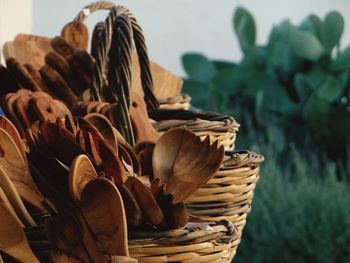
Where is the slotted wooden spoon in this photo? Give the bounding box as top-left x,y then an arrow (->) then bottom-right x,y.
152,128 -> 224,204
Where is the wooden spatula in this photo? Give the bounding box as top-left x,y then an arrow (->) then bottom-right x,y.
61,21 -> 89,50
80,178 -> 129,256
0,203 -> 40,263
0,128 -> 45,211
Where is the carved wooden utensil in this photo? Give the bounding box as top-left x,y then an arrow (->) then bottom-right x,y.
0,185 -> 23,227
124,176 -> 164,226
0,116 -> 26,160
130,91 -> 160,143
61,21 -> 89,50
152,128 -> 224,204
117,184 -> 143,227
0,166 -> 36,227
0,128 -> 45,211
0,203 -> 40,263
69,155 -> 97,204
80,178 -> 129,256
3,34 -> 52,70
84,113 -> 118,152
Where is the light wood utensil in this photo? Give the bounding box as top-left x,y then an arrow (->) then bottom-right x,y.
0,186 -> 23,227
130,92 -> 160,143
0,128 -> 45,211
80,178 -> 129,256
131,53 -> 183,99
3,34 -> 52,70
0,115 -> 26,160
61,21 -> 89,50
69,155 -> 97,204
84,113 -> 118,152
0,203 -> 40,263
152,128 -> 224,204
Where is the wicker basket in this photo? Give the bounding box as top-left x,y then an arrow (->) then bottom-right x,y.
128,220 -> 239,263
150,109 -> 239,151
185,150 -> 264,260
158,94 -> 191,110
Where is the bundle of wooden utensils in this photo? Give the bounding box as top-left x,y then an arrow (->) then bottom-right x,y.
0,1 -> 263,262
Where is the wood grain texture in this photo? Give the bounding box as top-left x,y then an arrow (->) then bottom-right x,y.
0,203 -> 40,263
0,128 -> 45,211
80,178 -> 129,256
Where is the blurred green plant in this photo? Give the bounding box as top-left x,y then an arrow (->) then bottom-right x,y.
182,7 -> 350,160
234,124 -> 350,263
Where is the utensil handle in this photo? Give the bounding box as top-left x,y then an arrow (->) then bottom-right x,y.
110,255 -> 138,263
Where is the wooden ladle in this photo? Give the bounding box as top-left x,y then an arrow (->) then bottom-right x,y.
69,155 -> 97,204
80,178 -> 129,256
0,203 -> 40,263
0,128 -> 45,211
152,128 -> 224,204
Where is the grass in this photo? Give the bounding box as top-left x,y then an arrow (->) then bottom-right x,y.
233,125 -> 350,263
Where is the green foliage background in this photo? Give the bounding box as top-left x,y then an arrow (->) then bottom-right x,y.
180,7 -> 350,262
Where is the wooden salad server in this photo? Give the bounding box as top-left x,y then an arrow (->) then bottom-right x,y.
0,203 -> 40,263
0,128 -> 45,211
80,178 -> 130,257
152,128 -> 224,204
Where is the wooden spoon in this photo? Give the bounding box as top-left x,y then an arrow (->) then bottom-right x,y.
152,128 -> 224,204
69,155 -> 97,204
117,185 -> 143,227
130,92 -> 160,144
0,128 -> 45,211
99,139 -> 126,186
124,177 -> 164,226
51,36 -> 75,58
0,116 -> 26,160
0,185 -> 24,227
0,166 -> 36,227
61,21 -> 89,50
0,203 -> 40,263
84,113 -> 118,152
80,178 -> 129,256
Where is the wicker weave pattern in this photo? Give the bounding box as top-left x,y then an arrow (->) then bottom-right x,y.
185,150 -> 264,261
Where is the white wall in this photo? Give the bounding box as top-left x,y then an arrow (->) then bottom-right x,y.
3,0 -> 350,76
0,0 -> 32,63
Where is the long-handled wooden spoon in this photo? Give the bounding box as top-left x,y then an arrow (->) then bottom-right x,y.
0,203 -> 40,263
0,128 -> 45,211
80,178 -> 129,256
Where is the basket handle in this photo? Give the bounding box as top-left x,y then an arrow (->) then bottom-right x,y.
74,1 -> 116,22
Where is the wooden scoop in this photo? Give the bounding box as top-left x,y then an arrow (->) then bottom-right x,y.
152,128 -> 224,204
80,178 -> 129,256
61,21 -> 89,50
0,116 -> 26,160
69,155 -> 97,204
0,128 -> 45,211
130,92 -> 160,144
0,203 -> 40,263
117,185 -> 143,227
